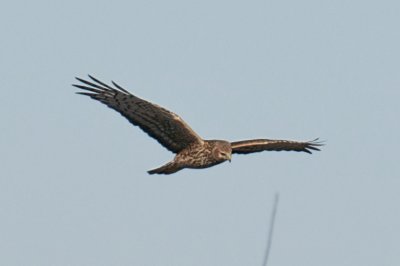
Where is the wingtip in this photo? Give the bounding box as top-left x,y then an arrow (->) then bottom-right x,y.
111,80 -> 129,93
87,74 -> 103,84
305,138 -> 324,154
75,76 -> 86,82
75,92 -> 94,97
310,138 -> 325,146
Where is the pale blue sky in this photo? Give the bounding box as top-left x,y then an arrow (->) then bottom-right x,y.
1,0 -> 400,265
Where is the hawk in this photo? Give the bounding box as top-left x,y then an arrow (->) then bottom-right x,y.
73,75 -> 323,175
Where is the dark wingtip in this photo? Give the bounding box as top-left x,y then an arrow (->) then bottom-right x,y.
88,74 -> 97,81
73,77 -> 83,87
73,75 -> 130,95
87,74 -> 103,85
75,76 -> 87,83
305,138 -> 325,154
310,138 -> 325,146
72,84 -> 85,89
112,80 -> 129,93
76,92 -> 95,97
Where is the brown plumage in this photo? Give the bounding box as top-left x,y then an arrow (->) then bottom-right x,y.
73,75 -> 323,175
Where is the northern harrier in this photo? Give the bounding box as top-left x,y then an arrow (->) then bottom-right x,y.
73,75 -> 323,174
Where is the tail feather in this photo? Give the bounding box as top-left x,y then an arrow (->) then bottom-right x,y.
148,162 -> 181,175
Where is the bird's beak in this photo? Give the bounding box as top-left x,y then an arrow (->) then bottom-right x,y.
228,154 -> 232,162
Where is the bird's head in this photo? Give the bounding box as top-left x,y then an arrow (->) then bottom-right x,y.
212,141 -> 232,162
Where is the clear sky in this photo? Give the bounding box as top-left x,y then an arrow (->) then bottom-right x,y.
1,0 -> 399,265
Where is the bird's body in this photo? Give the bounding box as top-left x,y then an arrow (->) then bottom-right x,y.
148,140 -> 232,174
73,75 -> 323,174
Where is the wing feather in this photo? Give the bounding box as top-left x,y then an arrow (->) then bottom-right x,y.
73,75 -> 203,153
231,138 -> 323,154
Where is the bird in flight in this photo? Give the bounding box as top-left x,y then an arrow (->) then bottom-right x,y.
73,75 -> 323,174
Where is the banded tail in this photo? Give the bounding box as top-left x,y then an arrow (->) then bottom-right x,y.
148,162 -> 182,175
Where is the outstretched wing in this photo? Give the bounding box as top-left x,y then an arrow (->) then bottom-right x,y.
231,138 -> 323,154
73,75 -> 203,153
